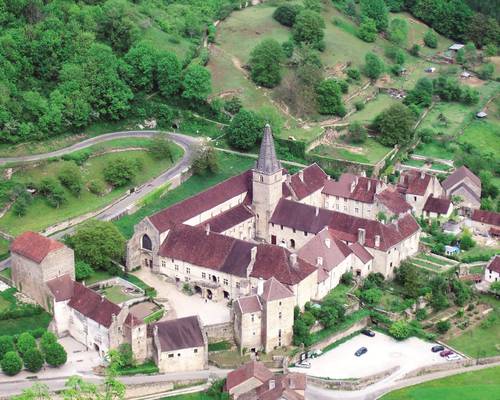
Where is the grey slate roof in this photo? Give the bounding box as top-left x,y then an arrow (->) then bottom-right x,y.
255,124 -> 281,175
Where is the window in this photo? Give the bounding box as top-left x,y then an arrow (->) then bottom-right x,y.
202,272 -> 206,279
194,349 -> 198,353
414,196 -> 417,201
168,354 -> 174,358
236,282 -> 240,289
141,234 -> 152,251
344,206 -> 347,211
185,277 -> 189,282
161,260 -> 166,268
251,314 -> 254,322
279,301 -> 282,306
335,196 -> 339,200
178,353 -> 181,357
272,223 -> 274,227
336,204 -> 339,210
260,175 -> 263,182
278,329 -> 282,337
279,312 -> 282,319
280,225 -> 283,230
293,228 -> 296,233
355,208 -> 359,214
304,231 -> 308,236
175,265 -> 179,271
223,278 -> 228,285
290,239 -> 295,249
186,267 -> 191,274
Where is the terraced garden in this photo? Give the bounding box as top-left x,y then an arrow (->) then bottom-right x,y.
410,253 -> 458,273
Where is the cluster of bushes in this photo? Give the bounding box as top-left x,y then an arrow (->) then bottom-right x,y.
0,331 -> 67,376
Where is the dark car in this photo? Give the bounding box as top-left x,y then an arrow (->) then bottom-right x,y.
355,347 -> 368,357
432,345 -> 445,353
361,329 -> 375,337
440,350 -> 453,357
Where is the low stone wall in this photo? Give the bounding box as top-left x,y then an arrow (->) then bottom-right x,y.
88,277 -> 145,294
402,355 -> 500,379
205,321 -> 234,343
125,379 -> 207,399
312,317 -> 370,351
307,366 -> 399,391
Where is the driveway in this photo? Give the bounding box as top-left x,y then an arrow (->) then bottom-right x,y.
133,268 -> 231,325
292,332 -> 448,379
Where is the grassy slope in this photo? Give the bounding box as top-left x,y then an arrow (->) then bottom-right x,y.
312,138 -> 391,164
381,366 -> 500,400
0,146 -> 183,236
114,152 -> 255,238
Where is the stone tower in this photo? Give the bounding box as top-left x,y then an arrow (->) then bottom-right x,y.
252,124 -> 282,241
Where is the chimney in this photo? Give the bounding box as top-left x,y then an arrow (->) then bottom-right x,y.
205,223 -> 210,235
367,181 -> 371,191
315,207 -> 319,217
257,277 -> 264,296
269,380 -> 276,390
374,235 -> 380,248
324,238 -> 331,248
289,253 -> 298,267
350,180 -> 356,193
420,170 -> 425,179
299,170 -> 304,181
251,246 -> 257,261
358,228 -> 366,245
316,256 -> 323,267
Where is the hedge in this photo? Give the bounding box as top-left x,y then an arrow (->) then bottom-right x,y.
208,341 -> 232,352
275,138 -> 306,159
116,360 -> 159,376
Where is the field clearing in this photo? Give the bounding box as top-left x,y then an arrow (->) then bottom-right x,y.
0,148 -> 182,236
459,120 -> 500,156
381,365 -> 500,400
418,102 -> 473,136
349,94 -> 399,123
312,138 -> 391,164
281,125 -> 324,142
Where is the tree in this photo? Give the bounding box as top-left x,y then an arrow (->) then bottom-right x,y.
360,0 -> 388,32
318,299 -> 345,329
460,230 -> 475,250
348,122 -> 367,144
191,144 -> 219,176
360,287 -> 383,305
395,261 -> 422,299
389,320 -> 411,340
66,220 -> 126,271
315,79 -> 346,116
249,39 -> 284,88
182,65 -> 211,102
124,42 -> 158,91
404,78 -> 433,108
44,342 -> 67,367
97,0 -> 138,54
423,30 -> 438,48
363,53 -> 384,80
491,281 -> 500,295
388,18 -> 408,45
57,162 -> 83,197
358,17 -> 378,43
1,351 -> 23,376
0,335 -> 15,359
157,52 -> 182,97
341,271 -> 353,285
148,136 -> 174,161
478,63 -> 495,81
38,178 -> 67,208
40,332 -> 57,355
430,275 -> 450,311
103,158 -> 137,187
292,10 -> 325,49
410,44 -> 420,56
385,46 -> 406,65
12,383 -> 51,400
374,103 -> 415,146
17,332 -> 36,356
436,320 -> 451,333
226,109 -> 263,151
273,4 -> 302,27
75,260 -> 94,281
23,348 -> 44,373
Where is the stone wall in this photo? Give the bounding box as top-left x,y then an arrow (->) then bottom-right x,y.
307,366 -> 399,391
309,316 -> 369,352
205,321 -> 234,343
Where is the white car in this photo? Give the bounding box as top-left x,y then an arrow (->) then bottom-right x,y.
296,360 -> 311,368
446,354 -> 461,361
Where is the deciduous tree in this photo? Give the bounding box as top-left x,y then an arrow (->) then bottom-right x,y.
249,39 -> 284,88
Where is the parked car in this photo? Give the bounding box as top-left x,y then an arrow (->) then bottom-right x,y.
432,345 -> 445,353
361,329 -> 375,337
355,347 -> 368,357
296,360 -> 311,368
440,350 -> 453,357
308,349 -> 323,358
446,354 -> 461,361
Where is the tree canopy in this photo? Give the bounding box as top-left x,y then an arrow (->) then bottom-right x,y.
249,39 -> 284,88
226,109 -> 264,151
374,103 -> 416,146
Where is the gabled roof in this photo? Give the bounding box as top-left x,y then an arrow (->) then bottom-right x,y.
226,361 -> 274,393
376,188 -> 412,214
487,256 -> 500,274
399,170 -> 432,196
270,199 -> 333,234
442,166 -> 481,191
11,232 -> 65,263
199,202 -> 254,233
349,242 -> 374,264
46,274 -> 75,302
255,124 -> 281,175
451,182 -> 481,202
154,316 -> 205,352
472,210 -> 500,227
237,295 -> 262,314
286,164 -> 328,200
423,196 -> 452,215
262,277 -> 294,301
148,170 -> 252,233
322,173 -> 382,204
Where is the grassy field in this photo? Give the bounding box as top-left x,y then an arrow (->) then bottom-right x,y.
459,120 -> 500,156
0,147 -> 182,236
381,366 -> 500,400
100,285 -> 138,304
84,269 -> 114,285
312,138 -> 392,164
413,141 -> 455,160
418,103 -> 473,137
349,94 -> 399,123
114,152 -> 255,238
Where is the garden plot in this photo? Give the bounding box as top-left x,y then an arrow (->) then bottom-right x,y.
411,253 -> 458,273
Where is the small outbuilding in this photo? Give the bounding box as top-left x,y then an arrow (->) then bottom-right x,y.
476,111 -> 487,118
449,44 -> 464,51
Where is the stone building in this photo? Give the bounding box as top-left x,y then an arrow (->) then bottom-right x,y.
398,170 -> 444,216
233,277 -> 295,353
484,256 -> 500,283
422,195 -> 453,219
442,166 -> 481,211
10,231 -> 75,312
468,209 -> 500,237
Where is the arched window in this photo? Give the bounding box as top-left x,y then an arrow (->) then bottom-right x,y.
142,234 -> 152,251
290,239 -> 296,249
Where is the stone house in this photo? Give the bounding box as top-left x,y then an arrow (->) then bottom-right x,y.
152,316 -> 208,373
423,195 -> 453,219
233,277 -> 294,353
468,209 -> 500,237
10,231 -> 75,312
442,166 -> 481,210
398,170 -> 444,216
484,256 -> 500,283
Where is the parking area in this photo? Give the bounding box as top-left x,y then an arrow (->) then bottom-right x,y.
291,332 -> 457,379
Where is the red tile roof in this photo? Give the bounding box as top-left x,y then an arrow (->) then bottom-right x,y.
11,232 -> 65,263
149,171 -> 253,233
262,277 -> 294,301
442,166 -> 481,191
322,173 -> 382,203
471,210 -> 500,227
237,295 -> 262,314
423,196 -> 452,215
399,170 -> 432,196
376,188 -> 412,214
154,316 -> 205,352
46,274 -> 75,302
349,242 -> 374,264
226,361 -> 274,393
487,256 -> 500,274
251,244 -> 317,286
199,203 -> 254,233
286,164 -> 328,200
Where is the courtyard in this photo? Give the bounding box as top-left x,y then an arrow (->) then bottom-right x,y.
291,332 -> 452,379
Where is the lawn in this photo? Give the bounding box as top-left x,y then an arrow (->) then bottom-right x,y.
0,147 -> 183,236
411,259 -> 442,272
418,102 -> 474,138
404,159 -> 427,168
415,254 -> 453,267
349,94 -> 399,123
0,311 -> 52,336
446,296 -> 500,358
114,152 -> 255,238
458,120 -> 500,157
100,285 -> 138,304
0,267 -> 11,280
312,138 -> 392,165
413,141 -> 455,160
84,269 -> 115,285
0,237 -> 10,260
381,366 -> 500,400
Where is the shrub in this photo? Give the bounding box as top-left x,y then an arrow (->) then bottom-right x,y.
341,271 -> 353,285
389,320 -> 411,340
354,101 -> 365,111
23,348 -> 44,372
103,158 -> 138,187
346,68 -> 361,81
62,149 -> 92,166
416,308 -> 427,321
57,162 -> 83,196
38,178 -> 67,208
44,342 -> 67,367
409,44 -> 420,56
148,136 -> 174,161
75,260 -> 94,281
88,180 -> 106,196
424,30 -> 438,48
436,320 -> 451,333
273,4 -> 302,27
360,288 -> 383,305
40,331 -> 57,354
16,332 -> 36,356
0,335 -> 15,359
1,351 -> 23,376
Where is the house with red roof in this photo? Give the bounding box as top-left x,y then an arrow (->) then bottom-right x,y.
484,255 -> 500,283
423,195 -> 453,219
442,166 -> 481,210
398,170 -> 444,215
469,209 -> 500,237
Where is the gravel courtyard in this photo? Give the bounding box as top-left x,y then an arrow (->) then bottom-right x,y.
292,332 -> 453,379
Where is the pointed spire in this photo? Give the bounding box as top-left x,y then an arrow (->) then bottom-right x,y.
255,124 -> 281,175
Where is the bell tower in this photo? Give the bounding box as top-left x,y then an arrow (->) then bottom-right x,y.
252,124 -> 283,241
